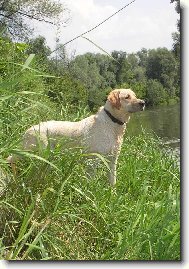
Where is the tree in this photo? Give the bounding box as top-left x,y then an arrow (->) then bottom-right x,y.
171,0 -> 180,97
146,48 -> 178,97
170,0 -> 180,26
146,79 -> 168,106
127,53 -> 138,69
137,48 -> 148,68
172,32 -> 180,59
171,0 -> 180,58
95,53 -> 116,88
47,74 -> 87,108
27,36 -> 51,59
110,51 -> 133,86
0,0 -> 66,40
127,53 -> 146,83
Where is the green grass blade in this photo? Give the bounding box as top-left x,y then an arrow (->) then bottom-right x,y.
9,201 -> 35,259
10,150 -> 61,173
1,201 -> 23,216
21,220 -> 50,260
21,54 -> 35,71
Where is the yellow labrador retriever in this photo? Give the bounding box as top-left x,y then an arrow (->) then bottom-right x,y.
7,89 -> 145,185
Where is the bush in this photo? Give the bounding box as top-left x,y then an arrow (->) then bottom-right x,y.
46,73 -> 88,109
168,97 -> 180,105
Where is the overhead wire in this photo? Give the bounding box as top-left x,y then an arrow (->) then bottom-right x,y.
50,0 -> 137,54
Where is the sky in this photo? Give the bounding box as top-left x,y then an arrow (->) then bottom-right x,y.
32,0 -> 179,56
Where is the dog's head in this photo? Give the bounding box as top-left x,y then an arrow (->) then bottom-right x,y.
108,89 -> 145,113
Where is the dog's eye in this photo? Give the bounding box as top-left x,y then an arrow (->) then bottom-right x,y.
125,95 -> 130,99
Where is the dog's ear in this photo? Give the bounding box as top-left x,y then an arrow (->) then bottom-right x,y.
108,90 -> 121,109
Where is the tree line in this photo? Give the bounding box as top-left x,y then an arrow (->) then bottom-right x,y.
68,48 -> 180,109
0,0 -> 180,111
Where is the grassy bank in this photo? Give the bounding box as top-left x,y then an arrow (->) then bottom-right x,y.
0,129 -> 180,260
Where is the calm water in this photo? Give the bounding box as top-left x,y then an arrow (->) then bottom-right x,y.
127,103 -> 180,157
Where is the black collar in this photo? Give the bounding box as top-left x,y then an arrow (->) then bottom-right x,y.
104,108 -> 125,125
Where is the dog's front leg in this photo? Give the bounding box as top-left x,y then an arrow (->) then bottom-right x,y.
108,156 -> 118,186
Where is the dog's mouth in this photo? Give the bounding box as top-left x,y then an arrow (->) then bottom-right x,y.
127,100 -> 145,113
128,105 -> 145,113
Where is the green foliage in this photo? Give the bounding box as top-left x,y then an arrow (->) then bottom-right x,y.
0,34 -> 180,109
0,67 -> 56,146
0,0 -> 65,40
69,53 -> 110,110
172,32 -> 180,59
26,36 -> 51,66
111,51 -> 134,86
137,48 -> 148,68
146,48 -> 178,97
47,74 -> 88,108
146,79 -> 168,106
68,47 -> 179,108
0,36 -> 88,115
0,37 -> 28,73
170,0 -> 180,92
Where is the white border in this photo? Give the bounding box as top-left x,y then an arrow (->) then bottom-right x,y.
0,1 -> 188,268
182,0 -> 189,269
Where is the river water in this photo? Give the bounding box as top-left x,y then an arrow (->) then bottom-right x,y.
127,103 -> 180,159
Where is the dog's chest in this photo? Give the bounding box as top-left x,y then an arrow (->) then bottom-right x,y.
84,120 -> 125,155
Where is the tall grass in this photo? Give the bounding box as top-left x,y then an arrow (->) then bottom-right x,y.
0,57 -> 180,260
